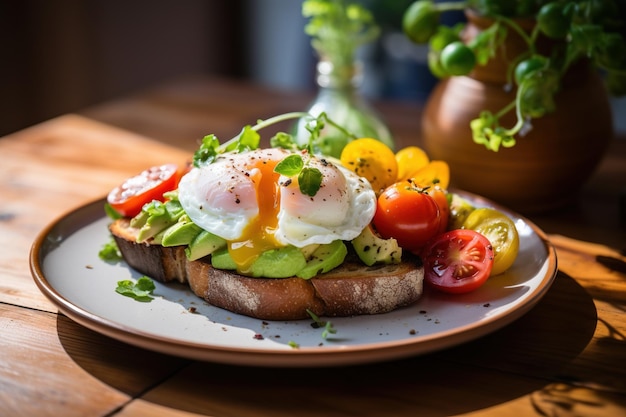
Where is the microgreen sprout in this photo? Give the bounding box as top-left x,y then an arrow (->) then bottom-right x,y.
307,309 -> 337,339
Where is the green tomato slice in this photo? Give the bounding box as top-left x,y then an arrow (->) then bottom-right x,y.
462,208 -> 520,276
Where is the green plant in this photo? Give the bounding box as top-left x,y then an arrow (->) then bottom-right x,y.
403,0 -> 626,151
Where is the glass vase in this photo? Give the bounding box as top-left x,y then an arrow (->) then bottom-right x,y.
294,58 -> 394,158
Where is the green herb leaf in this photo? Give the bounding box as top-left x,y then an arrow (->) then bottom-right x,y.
99,237 -> 122,262
228,125 -> 260,153
270,132 -> 298,150
298,167 -> 323,196
193,134 -> 220,167
274,154 -> 304,177
115,276 -> 156,302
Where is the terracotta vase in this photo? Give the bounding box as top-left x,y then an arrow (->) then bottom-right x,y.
421,11 -> 614,214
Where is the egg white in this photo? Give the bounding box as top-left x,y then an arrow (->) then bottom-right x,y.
275,158 -> 376,247
178,148 -> 376,249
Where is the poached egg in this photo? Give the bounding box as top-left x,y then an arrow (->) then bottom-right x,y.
178,148 -> 376,272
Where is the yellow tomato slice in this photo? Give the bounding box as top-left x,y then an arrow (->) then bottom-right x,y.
462,208 -> 520,276
410,160 -> 450,190
395,146 -> 430,182
340,138 -> 398,194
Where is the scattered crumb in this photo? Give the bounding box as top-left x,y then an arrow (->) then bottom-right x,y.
274,335 -> 281,338
253,333 -> 264,340
419,310 -> 427,314
85,265 -> 93,269
221,326 -> 228,332
188,306 -> 197,313
483,303 -> 491,307
409,329 -> 418,335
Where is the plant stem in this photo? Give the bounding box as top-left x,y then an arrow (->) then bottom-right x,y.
219,112 -> 312,150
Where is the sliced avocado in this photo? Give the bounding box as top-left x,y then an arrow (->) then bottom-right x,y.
210,247 -> 237,270
161,219 -> 203,247
448,193 -> 475,230
133,200 -> 185,242
211,245 -> 307,278
297,240 -> 347,279
185,229 -> 227,261
247,246 -> 307,278
300,243 -> 321,260
352,225 -> 402,266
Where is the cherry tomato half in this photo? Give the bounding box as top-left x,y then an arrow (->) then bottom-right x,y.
421,229 -> 494,294
373,181 -> 441,253
462,207 -> 519,275
107,163 -> 181,217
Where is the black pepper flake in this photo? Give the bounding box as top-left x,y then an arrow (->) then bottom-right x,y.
419,310 -> 427,314
483,303 -> 491,307
409,329 -> 417,335
253,333 -> 264,340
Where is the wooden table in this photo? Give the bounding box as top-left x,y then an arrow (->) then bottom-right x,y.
2,75 -> 625,416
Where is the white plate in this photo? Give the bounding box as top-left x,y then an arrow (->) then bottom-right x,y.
30,193 -> 557,367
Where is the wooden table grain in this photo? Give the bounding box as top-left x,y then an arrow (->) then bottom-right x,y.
2,76 -> 625,416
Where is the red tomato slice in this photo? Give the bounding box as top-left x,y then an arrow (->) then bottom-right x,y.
372,181 -> 442,253
107,163 -> 181,217
421,229 -> 494,294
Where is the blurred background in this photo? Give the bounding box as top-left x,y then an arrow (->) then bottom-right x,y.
2,0 -> 624,138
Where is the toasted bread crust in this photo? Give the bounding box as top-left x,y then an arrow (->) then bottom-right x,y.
110,218 -> 423,320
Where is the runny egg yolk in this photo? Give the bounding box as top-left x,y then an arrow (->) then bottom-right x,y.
228,159 -> 282,272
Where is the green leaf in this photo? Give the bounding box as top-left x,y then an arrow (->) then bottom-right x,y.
469,22 -> 507,65
104,202 -> 123,220
298,167 -> 323,196
193,134 -> 220,167
115,276 -> 156,302
228,125 -> 260,153
270,132 -> 299,150
99,237 -> 122,262
274,154 -> 304,177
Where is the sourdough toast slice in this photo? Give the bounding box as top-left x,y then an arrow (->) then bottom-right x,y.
110,218 -> 424,320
